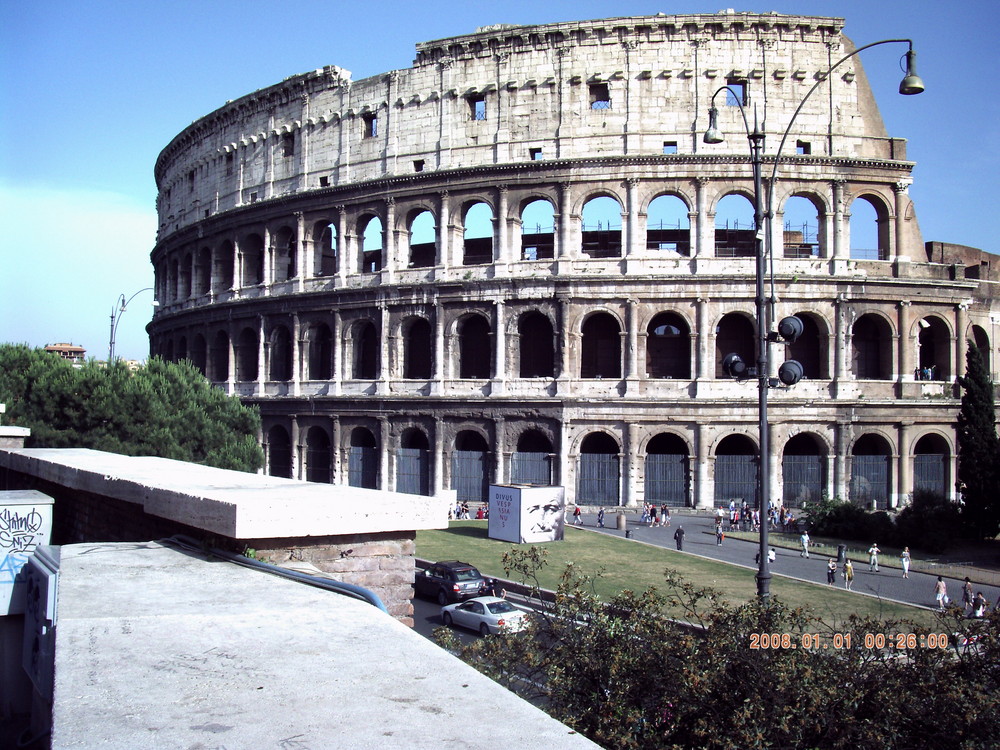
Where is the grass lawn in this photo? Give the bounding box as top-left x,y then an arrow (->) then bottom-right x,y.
418,521 -> 944,631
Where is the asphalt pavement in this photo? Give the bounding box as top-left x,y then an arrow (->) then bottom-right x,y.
570,509 -> 1000,614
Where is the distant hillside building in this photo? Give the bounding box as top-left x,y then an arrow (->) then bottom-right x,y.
44,343 -> 85,364
147,12 -> 1000,510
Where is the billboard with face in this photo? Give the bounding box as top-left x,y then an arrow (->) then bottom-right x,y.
488,485 -> 565,544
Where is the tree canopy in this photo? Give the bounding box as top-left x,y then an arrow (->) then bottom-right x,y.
439,549 -> 999,750
956,342 -> 1000,537
0,345 -> 262,472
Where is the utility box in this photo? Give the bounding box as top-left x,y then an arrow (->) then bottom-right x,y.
487,485 -> 565,544
1,490 -> 54,616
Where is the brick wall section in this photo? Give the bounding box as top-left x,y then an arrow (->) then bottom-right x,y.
1,465 -> 418,624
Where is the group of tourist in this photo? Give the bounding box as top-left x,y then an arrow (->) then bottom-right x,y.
639,502 -> 672,528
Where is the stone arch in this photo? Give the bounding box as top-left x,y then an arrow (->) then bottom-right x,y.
644,432 -> 691,506
456,313 -> 492,379
402,316 -> 433,379
520,198 -> 555,260
348,426 -> 379,489
511,428 -> 555,486
517,310 -> 556,378
407,208 -> 437,268
305,425 -> 332,483
235,326 -> 259,382
714,433 -> 758,507
715,312 -> 755,378
268,324 -> 293,382
462,200 -> 494,265
645,193 -> 691,255
580,311 -> 622,379
849,193 -> 892,261
266,424 -> 292,478
916,315 -> 952,381
577,431 -> 621,506
581,194 -> 623,258
779,192 -> 826,258
312,218 -> 338,276
852,312 -> 893,380
646,311 -> 691,379
781,432 -> 827,506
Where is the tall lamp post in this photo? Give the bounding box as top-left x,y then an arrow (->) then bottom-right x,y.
704,40 -> 923,602
108,288 -> 155,363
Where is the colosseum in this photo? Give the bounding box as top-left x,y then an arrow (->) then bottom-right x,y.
148,11 -> 999,511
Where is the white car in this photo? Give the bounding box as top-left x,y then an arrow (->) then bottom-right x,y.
441,596 -> 530,636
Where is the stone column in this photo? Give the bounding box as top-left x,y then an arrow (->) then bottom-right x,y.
290,414 -> 301,480
332,311 -> 343,396
257,316 -> 266,396
835,422 -> 851,501
898,301 -> 912,383
295,211 -> 306,292
262,226 -> 274,290
433,417 -> 445,497
497,186 -> 510,267
834,295 -> 849,389
438,191 -> 451,271
625,178 -> 640,256
955,301 -> 969,382
433,302 -> 445,394
292,312 -> 302,397
331,416 -> 342,484
336,206 -> 349,285
383,197 -> 396,283
492,299 -> 506,395
625,298 -> 639,387
558,182 -> 573,259
892,182 -> 909,260
695,424 -> 711,509
694,177 -> 710,259
695,297 -> 710,381
830,180 -> 847,266
624,422 -> 639,507
897,421 -> 912,509
378,416 -> 391,491
379,305 -> 391,395
494,416 -> 507,485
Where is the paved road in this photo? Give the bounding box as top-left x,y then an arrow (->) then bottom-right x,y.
570,509 -> 1000,615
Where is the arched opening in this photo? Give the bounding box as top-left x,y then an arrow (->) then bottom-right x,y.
581,196 -> 622,258
646,312 -> 691,379
305,426 -> 332,484
408,209 -> 437,268
349,427 -> 378,489
175,336 -> 187,363
360,215 -> 383,273
190,334 -> 207,375
645,433 -> 690,506
314,220 -> 338,277
209,330 -> 229,382
194,248 -> 211,295
971,326 -> 991,375
646,194 -> 690,255
267,425 -> 292,479
520,199 -> 555,260
714,194 -> 756,257
452,430 -> 489,503
403,317 -> 433,379
511,429 -> 554,486
235,327 -> 258,382
917,316 -> 950,381
852,314 -> 892,380
268,325 -> 292,382
397,428 -> 431,495
849,196 -> 890,261
463,202 -> 494,265
214,241 -> 234,292
178,253 -> 192,299
716,313 -> 755,377
163,339 -> 175,362
518,311 -> 555,378
305,322 -> 333,380
458,315 -> 491,379
781,195 -> 823,258
577,432 -> 621,505
782,433 -> 826,506
272,226 -> 296,282
913,433 -> 949,498
240,234 -> 265,286
581,312 -> 621,379
353,321 -> 379,379
850,434 -> 892,509
785,312 -> 828,379
714,434 -> 758,506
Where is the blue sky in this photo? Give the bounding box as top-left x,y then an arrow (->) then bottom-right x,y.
1,0 -> 997,361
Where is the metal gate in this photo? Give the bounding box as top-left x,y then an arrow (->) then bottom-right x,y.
396,448 -> 430,495
510,452 -> 552,486
850,455 -> 889,509
714,455 -> 756,506
913,454 -> 946,496
644,454 -> 689,506
577,454 -> 620,505
452,450 -> 488,502
348,446 -> 378,489
782,455 -> 824,506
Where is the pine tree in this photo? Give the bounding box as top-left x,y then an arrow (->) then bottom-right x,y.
956,341 -> 1000,537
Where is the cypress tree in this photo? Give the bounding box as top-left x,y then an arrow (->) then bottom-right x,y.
956,341 -> 1000,537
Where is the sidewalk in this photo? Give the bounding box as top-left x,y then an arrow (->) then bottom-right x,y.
574,509 -> 1000,613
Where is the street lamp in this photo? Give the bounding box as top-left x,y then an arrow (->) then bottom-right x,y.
108,288 -> 155,363
705,40 -> 923,601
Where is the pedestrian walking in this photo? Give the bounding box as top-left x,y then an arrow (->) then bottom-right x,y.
596,507 -> 605,528
972,591 -> 987,618
650,505 -> 658,527
662,506 -> 671,528
843,559 -> 854,590
800,530 -> 810,558
900,547 -> 911,578
573,506 -> 583,525
673,525 -> 685,551
827,558 -> 838,585
867,542 -> 880,572
716,526 -> 724,546
962,577 -> 974,613
934,576 -> 948,610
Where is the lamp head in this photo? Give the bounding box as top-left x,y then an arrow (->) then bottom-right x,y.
899,49 -> 924,95
703,106 -> 724,144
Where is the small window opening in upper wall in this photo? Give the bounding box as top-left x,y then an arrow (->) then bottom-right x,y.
590,82 -> 611,109
663,141 -> 678,155
796,140 -> 811,155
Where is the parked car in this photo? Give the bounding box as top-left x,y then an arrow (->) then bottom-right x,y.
441,596 -> 530,636
414,560 -> 488,605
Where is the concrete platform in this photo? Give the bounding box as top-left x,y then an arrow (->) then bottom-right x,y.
50,541 -> 596,749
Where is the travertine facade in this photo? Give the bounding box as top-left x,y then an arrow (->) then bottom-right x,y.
149,12 -> 1000,510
